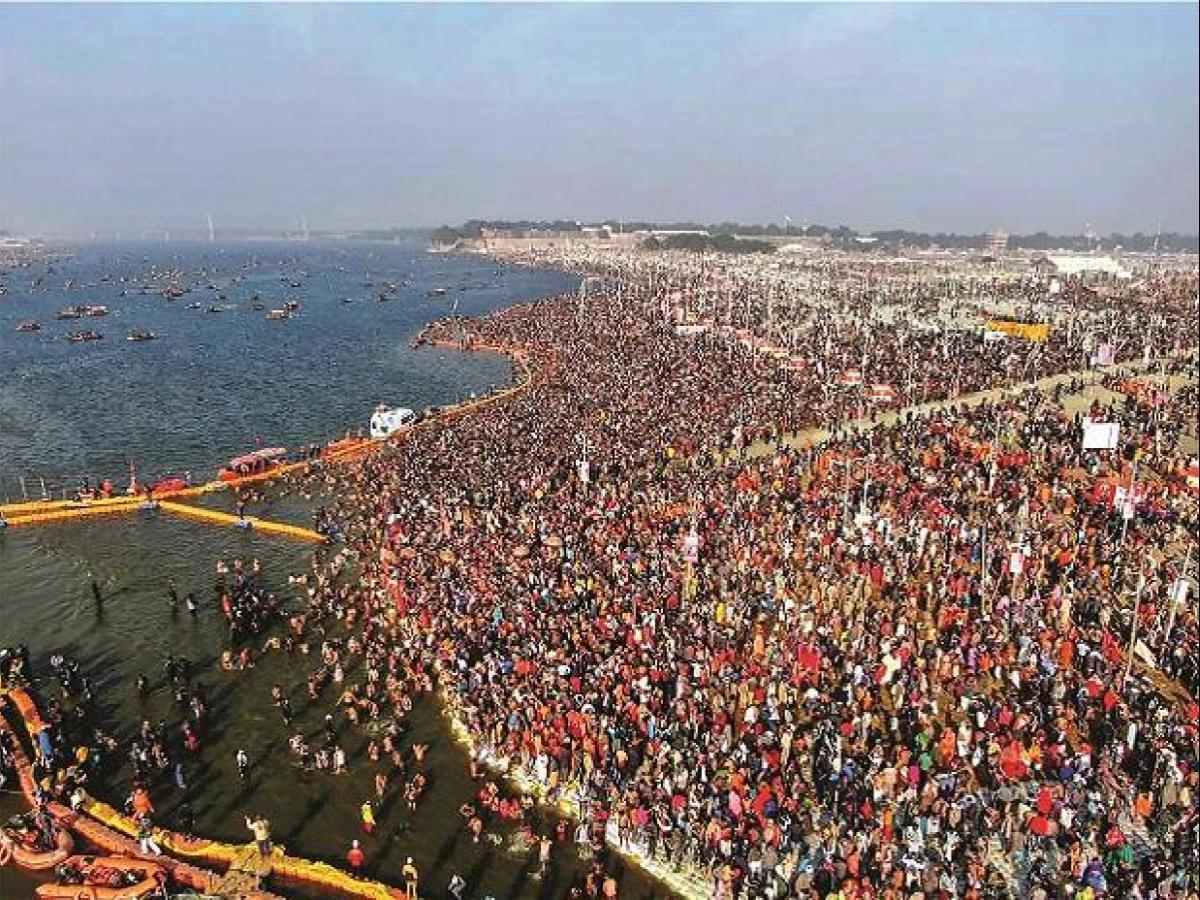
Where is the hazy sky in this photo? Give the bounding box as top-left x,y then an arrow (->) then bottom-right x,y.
1,3 -> 1197,235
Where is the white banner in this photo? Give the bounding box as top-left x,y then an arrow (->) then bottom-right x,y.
1082,421 -> 1120,450
1009,550 -> 1026,575
1170,578 -> 1190,605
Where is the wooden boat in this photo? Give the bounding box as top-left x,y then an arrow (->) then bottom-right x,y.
126,330 -> 155,342
218,447 -> 288,482
266,308 -> 290,320
56,306 -> 84,320
81,305 -> 109,317
34,855 -> 164,899
66,331 -> 104,343
150,476 -> 188,494
0,817 -> 75,869
15,320 -> 41,332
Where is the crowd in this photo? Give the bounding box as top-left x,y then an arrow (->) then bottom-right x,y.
278,252 -> 1196,897
4,248 -> 1197,899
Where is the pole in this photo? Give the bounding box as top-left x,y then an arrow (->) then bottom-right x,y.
1163,543 -> 1192,648
980,520 -> 989,616
1124,567 -> 1146,685
1120,455 -> 1139,547
841,460 -> 850,526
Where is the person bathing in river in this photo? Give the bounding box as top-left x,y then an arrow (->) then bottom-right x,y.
360,799 -> 376,835
246,814 -> 272,857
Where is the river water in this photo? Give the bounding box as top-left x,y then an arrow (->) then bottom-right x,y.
0,242 -> 666,899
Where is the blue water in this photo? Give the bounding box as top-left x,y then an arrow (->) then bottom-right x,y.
0,240 -> 571,494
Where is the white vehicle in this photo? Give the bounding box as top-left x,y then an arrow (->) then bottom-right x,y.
370,405 -> 416,439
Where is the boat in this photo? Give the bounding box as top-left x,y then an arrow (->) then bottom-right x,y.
266,308 -> 290,320
15,320 -> 41,332
369,404 -> 416,439
250,302 -> 266,310
218,446 -> 288,482
204,305 -> 222,314
56,305 -> 84,320
126,330 -> 155,342
150,475 -> 188,494
184,302 -> 201,310
426,287 -> 448,297
0,815 -> 75,870
35,855 -> 164,899
81,305 -> 109,317
282,299 -> 300,312
66,330 -> 104,342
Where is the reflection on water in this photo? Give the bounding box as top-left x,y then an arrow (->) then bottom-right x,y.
0,243 -> 668,898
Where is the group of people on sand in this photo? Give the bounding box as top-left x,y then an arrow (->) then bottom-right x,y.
5,247 -> 1197,900
280,252 -> 1196,898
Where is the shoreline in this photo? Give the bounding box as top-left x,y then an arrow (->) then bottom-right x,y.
6,252 -> 1196,900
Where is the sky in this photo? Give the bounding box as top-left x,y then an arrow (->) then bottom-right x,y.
1,3 -> 1197,236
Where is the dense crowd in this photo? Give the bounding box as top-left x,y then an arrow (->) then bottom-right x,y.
280,253 -> 1197,897
5,249 -> 1198,899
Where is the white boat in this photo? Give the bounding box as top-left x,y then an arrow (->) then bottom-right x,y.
370,404 -> 416,439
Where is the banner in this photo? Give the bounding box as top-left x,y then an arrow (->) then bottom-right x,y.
1009,550 -> 1026,575
986,319 -> 1050,342
1092,343 -> 1115,367
1170,578 -> 1190,605
1082,421 -> 1120,450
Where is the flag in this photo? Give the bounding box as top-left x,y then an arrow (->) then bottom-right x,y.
1082,421 -> 1119,451
1009,550 -> 1026,575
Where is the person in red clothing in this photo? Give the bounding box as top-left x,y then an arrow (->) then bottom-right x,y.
346,839 -> 364,872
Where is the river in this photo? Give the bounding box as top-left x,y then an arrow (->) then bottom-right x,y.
0,241 -> 667,899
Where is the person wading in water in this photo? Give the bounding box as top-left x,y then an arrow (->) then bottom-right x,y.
245,814 -> 272,857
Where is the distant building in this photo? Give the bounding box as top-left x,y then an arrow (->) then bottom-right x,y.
1043,255 -> 1130,279
987,230 -> 1009,254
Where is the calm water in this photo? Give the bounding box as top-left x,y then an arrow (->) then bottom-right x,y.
0,243 -> 667,899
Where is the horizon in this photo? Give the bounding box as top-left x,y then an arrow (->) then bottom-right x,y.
1,4 -> 1198,235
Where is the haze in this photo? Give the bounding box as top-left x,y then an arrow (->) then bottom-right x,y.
1,3 -> 1197,236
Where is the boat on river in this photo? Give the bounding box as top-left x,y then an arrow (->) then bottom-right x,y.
218,446 -> 288,482
266,308 -> 290,320
369,404 -> 416,439
35,855 -> 164,899
14,320 -> 41,332
66,330 -> 104,343
0,814 -> 75,869
126,330 -> 155,342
